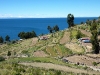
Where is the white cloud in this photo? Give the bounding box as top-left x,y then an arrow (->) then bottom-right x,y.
0,14 -> 14,18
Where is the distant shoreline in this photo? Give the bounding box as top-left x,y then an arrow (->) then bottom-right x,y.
0,17 -> 98,19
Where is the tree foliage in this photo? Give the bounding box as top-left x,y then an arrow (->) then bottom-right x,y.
18,31 -> 37,39
5,35 -> 10,41
98,16 -> 100,24
86,19 -> 91,26
53,25 -> 59,32
0,36 -> 4,43
90,19 -> 99,54
47,25 -> 53,33
67,13 -> 74,28
47,25 -> 59,33
81,22 -> 84,24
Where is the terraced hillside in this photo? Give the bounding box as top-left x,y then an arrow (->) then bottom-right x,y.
0,24 -> 100,75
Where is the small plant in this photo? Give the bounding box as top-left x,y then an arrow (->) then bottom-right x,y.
76,30 -> 86,39
93,62 -> 97,66
7,51 -> 11,57
83,66 -> 88,70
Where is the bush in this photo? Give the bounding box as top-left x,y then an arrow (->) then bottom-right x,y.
83,66 -> 88,70
76,30 -> 86,39
0,56 -> 5,61
93,62 -> 97,66
11,40 -> 17,44
14,72 -> 21,75
76,30 -> 82,39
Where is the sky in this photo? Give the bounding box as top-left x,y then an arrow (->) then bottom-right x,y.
0,0 -> 100,18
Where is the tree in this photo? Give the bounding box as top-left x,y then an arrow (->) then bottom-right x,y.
81,22 -> 84,24
5,35 -> 10,41
86,19 -> 91,26
18,31 -> 25,39
31,31 -> 37,37
53,25 -> 59,32
67,14 -> 74,41
18,31 -> 37,39
98,16 -> 100,24
47,25 -> 53,33
67,13 -> 74,28
90,19 -> 99,54
0,36 -> 4,43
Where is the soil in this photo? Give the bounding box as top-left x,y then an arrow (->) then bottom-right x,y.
32,37 -> 38,45
33,50 -> 48,57
64,55 -> 100,66
60,31 -> 70,44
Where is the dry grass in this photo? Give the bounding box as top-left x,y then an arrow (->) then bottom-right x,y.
46,46 -> 57,57
79,29 -> 91,37
60,31 -> 70,44
64,55 -> 100,66
33,50 -> 48,57
65,43 -> 84,53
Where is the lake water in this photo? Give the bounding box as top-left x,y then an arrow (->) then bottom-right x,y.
0,17 -> 98,40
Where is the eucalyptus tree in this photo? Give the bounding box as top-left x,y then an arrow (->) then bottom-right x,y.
67,13 -> 74,28
67,13 -> 74,41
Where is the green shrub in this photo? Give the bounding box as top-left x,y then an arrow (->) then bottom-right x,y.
83,66 -> 88,70
0,56 -> 5,61
76,30 -> 82,39
76,30 -> 86,39
93,62 -> 97,66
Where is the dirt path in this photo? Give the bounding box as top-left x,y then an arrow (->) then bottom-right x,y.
19,62 -> 100,74
64,55 -> 100,66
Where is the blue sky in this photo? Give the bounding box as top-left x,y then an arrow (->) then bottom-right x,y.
0,0 -> 100,18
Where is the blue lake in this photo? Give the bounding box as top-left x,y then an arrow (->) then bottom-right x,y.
0,17 -> 98,40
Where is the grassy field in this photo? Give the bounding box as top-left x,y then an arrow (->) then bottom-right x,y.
0,61 -> 75,75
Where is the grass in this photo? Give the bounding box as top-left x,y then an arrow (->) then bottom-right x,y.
54,45 -> 63,56
46,46 -> 57,57
71,29 -> 78,38
0,61 -> 86,75
54,44 -> 73,56
60,44 -> 73,55
1,57 -> 87,70
45,44 -> 73,57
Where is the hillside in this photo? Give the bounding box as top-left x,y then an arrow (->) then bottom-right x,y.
0,24 -> 100,75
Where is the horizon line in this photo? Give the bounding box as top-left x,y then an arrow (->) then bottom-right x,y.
0,16 -> 98,19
